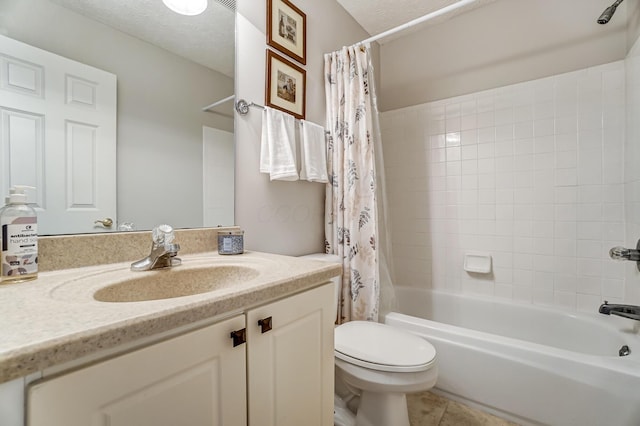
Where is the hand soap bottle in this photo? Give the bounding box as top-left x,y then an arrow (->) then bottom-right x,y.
1,185 -> 38,283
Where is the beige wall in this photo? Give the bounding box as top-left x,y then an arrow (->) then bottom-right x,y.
378,0 -> 629,111
235,0 -> 368,255
627,0 -> 640,51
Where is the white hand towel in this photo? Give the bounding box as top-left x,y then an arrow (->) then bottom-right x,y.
260,107 -> 298,181
299,120 -> 329,183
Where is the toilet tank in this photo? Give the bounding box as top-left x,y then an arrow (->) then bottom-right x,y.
299,253 -> 341,321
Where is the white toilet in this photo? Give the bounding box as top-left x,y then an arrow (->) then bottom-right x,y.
301,254 -> 438,426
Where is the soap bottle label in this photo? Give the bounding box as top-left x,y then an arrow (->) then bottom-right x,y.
1,218 -> 38,278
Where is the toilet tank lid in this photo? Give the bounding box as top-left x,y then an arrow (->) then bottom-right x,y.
299,253 -> 341,263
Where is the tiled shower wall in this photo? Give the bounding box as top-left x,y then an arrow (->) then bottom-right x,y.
625,37 -> 640,305
381,60 -> 627,313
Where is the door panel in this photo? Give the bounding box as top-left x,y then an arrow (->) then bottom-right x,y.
0,34 -> 116,234
247,283 -> 335,426
28,316 -> 247,426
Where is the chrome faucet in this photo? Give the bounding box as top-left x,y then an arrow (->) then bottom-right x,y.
131,224 -> 181,271
599,301 -> 640,321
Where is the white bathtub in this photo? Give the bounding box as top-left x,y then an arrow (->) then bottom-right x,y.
384,287 -> 640,426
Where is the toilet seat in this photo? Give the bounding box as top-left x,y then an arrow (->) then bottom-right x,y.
335,321 -> 436,373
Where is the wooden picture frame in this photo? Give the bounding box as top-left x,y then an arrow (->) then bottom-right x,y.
267,0 -> 306,65
265,50 -> 306,119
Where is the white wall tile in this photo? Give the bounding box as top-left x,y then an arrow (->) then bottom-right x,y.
555,150 -> 577,169
578,131 -> 602,151
555,169 -> 578,186
577,294 -> 602,313
513,286 -> 533,303
533,204 -> 555,221
554,292 -> 576,310
461,160 -> 478,176
555,133 -> 578,151
514,139 -> 534,156
495,141 -> 514,157
382,59 -> 628,312
578,258 -> 602,277
554,239 -> 576,257
534,271 -> 555,291
533,237 -> 554,255
578,150 -> 603,185
603,203 -> 623,222
461,145 -> 478,160
553,222 -> 578,240
554,273 -> 577,292
602,278 -> 624,299
534,119 -> 554,137
478,175 -> 496,190
534,152 -> 555,170
555,117 -> 576,135
478,158 -> 495,174
514,121 -> 533,139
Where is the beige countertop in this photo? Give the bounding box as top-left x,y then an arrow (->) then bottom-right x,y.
0,251 -> 341,384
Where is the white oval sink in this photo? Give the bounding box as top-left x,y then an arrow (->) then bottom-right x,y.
93,265 -> 260,302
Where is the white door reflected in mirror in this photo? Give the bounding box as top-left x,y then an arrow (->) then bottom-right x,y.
0,34 -> 117,235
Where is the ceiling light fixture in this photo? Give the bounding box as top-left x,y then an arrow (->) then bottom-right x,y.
162,0 -> 208,16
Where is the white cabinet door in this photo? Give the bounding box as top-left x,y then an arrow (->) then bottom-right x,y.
0,34 -> 117,234
28,315 -> 247,426
247,283 -> 335,426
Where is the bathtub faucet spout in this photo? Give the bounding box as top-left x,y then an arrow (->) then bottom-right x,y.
599,301 -> 640,321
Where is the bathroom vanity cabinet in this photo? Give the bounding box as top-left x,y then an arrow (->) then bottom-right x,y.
26,283 -> 334,426
28,315 -> 248,425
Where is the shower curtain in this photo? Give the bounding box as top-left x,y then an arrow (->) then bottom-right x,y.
324,44 -> 395,323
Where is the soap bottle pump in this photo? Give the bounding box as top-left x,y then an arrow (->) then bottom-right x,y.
1,185 -> 38,283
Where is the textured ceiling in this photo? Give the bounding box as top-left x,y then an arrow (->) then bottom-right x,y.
337,0 -> 499,43
50,0 -> 235,77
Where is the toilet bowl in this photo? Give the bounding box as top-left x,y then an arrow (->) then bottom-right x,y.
300,253 -> 438,426
335,321 -> 437,426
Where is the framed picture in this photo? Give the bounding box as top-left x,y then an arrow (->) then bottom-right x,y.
265,50 -> 306,119
267,0 -> 306,65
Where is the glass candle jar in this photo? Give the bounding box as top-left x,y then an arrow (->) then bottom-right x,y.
218,230 -> 244,255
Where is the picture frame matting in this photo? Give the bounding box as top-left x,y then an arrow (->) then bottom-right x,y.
265,49 -> 306,119
267,0 -> 306,65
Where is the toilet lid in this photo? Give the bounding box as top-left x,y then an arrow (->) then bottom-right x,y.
334,321 -> 436,373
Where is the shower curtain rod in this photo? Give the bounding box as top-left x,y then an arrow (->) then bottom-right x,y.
357,0 -> 479,45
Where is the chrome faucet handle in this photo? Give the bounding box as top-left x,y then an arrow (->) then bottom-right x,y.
609,246 -> 634,260
152,224 -> 175,246
609,239 -> 640,271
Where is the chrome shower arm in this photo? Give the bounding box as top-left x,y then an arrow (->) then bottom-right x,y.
598,0 -> 625,24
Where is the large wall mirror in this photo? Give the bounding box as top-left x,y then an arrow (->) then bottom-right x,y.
0,0 -> 235,235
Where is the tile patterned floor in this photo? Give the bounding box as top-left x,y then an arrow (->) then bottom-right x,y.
407,391 -> 519,426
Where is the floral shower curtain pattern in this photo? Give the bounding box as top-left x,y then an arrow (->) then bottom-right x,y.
324,45 -> 379,323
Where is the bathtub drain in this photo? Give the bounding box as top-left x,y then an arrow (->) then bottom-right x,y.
619,345 -> 631,357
